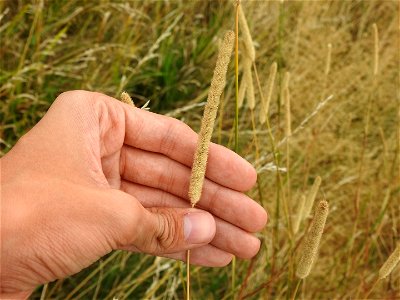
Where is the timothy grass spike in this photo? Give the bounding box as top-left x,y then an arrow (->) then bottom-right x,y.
293,195 -> 306,234
120,91 -> 135,107
283,71 -> 290,92
238,76 -> 247,109
303,176 -> 322,219
188,30 -> 234,206
260,61 -> 277,124
296,200 -> 329,279
243,56 -> 255,110
378,243 -> 400,279
238,5 -> 255,62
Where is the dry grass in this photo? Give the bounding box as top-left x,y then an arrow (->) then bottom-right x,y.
1,0 -> 399,299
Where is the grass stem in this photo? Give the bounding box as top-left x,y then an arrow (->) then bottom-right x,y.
232,2 -> 240,297
186,250 -> 191,300
290,280 -> 301,300
40,284 -> 48,300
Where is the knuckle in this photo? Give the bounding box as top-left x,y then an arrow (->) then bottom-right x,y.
55,90 -> 91,105
53,90 -> 110,114
152,208 -> 183,253
52,90 -> 93,114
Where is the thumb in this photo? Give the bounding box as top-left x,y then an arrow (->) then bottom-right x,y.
132,207 -> 217,254
109,190 -> 216,255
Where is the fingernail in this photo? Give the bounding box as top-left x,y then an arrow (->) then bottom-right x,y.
184,212 -> 215,244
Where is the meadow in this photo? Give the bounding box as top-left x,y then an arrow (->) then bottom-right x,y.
1,0 -> 399,299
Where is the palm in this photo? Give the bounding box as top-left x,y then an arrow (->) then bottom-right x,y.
77,92 -> 266,260
15,90 -> 267,265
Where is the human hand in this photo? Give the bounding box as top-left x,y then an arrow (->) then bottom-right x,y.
0,90 -> 267,298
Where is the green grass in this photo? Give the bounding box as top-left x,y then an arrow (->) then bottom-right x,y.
1,0 -> 399,299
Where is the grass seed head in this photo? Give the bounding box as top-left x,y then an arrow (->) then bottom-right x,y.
238,76 -> 247,109
296,200 -> 329,279
379,243 -> 400,279
120,91 -> 135,107
260,62 -> 277,123
303,176 -> 322,219
259,105 -> 266,124
238,5 -> 255,62
293,195 -> 306,234
283,71 -> 290,91
243,56 -> 255,110
189,30 -> 234,206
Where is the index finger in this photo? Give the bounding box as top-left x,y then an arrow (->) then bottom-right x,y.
101,94 -> 257,192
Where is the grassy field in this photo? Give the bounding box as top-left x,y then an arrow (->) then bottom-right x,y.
1,0 -> 399,299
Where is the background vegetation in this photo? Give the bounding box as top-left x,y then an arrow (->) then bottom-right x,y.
1,0 -> 399,299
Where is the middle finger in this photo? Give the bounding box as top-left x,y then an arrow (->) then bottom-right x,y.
120,145 -> 267,233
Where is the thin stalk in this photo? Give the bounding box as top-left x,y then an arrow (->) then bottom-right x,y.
286,138 -> 291,225
277,0 -> 285,113
186,203 -> 195,300
274,7 -> 285,282
186,249 -> 191,300
364,279 -> 379,299
234,1 -> 240,153
232,1 -> 240,296
249,67 -> 260,150
40,284 -> 48,300
290,280 -> 301,300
